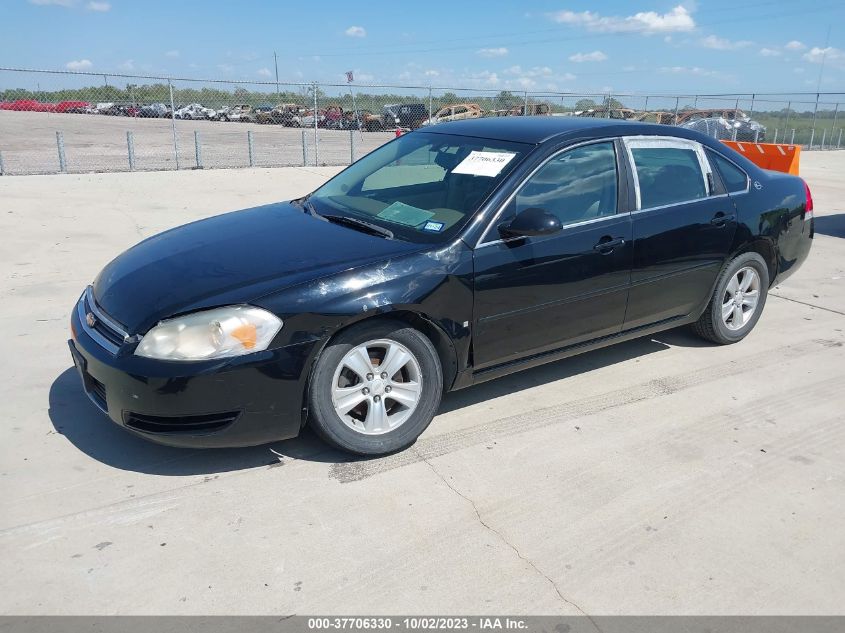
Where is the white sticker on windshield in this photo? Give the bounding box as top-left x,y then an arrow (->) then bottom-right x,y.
452,151 -> 516,177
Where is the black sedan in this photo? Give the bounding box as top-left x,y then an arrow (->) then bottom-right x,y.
69,118 -> 814,455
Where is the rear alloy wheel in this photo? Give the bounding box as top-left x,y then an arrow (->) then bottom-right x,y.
308,321 -> 442,455
693,252 -> 769,344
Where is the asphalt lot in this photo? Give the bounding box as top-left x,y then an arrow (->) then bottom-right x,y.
0,152 -> 843,615
0,110 -> 394,174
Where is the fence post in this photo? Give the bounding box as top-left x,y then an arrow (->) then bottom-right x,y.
820,129 -> 826,151
313,82 -> 319,167
428,86 -> 433,125
754,129 -> 759,143
838,128 -> 843,149
809,128 -> 815,149
194,131 -> 203,169
524,91 -> 529,116
126,131 -> 135,171
167,79 -> 180,170
301,129 -> 307,166
673,97 -> 680,124
56,131 -> 67,173
773,129 -> 778,144
749,93 -> 755,119
784,101 -> 791,130
0,150 -> 5,176
810,92 -> 819,150
349,129 -> 355,164
732,127 -> 737,142
247,130 -> 255,167
643,95 -> 649,113
831,103 -> 839,147
791,129 -> 795,144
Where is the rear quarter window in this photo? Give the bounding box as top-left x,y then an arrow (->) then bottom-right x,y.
709,151 -> 749,193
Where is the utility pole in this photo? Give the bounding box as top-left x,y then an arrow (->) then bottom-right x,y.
273,51 -> 280,99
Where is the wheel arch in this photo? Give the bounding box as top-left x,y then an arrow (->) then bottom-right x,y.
298,309 -> 459,428
731,238 -> 778,287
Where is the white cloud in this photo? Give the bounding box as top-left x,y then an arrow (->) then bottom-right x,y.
659,65 -> 719,77
28,0 -> 76,6
118,59 -> 134,70
504,65 -> 553,77
803,46 -> 844,65
569,50 -> 608,62
477,47 -> 509,57
65,59 -> 92,70
257,68 -> 272,77
345,25 -> 366,37
785,40 -> 806,51
549,5 -> 694,35
471,70 -> 500,86
424,69 -> 439,77
86,1 -> 110,10
759,47 -> 781,57
165,50 -> 179,58
794,67 -> 806,73
700,35 -> 751,50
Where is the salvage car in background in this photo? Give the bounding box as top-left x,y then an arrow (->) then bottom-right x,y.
68,117 -> 813,456
219,104 -> 253,122
422,103 -> 483,126
256,103 -> 303,126
679,109 -> 766,142
175,103 -> 216,120
383,103 -> 429,129
138,103 -> 170,118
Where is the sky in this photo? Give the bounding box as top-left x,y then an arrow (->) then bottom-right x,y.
1,0 -> 843,95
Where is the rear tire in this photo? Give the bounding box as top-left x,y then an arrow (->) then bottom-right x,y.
308,320 -> 443,455
692,252 -> 769,344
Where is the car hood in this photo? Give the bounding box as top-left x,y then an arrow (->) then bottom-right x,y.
92,202 -> 425,334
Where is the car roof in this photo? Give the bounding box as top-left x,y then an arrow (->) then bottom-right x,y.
423,116 -> 652,144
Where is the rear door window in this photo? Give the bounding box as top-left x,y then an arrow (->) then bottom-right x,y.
625,138 -> 711,209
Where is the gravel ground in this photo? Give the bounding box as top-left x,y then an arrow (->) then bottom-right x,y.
0,109 -> 394,175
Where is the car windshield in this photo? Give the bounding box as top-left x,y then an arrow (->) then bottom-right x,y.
307,132 -> 532,243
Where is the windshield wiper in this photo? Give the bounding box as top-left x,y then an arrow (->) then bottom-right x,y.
292,195 -> 321,217
322,214 -> 394,240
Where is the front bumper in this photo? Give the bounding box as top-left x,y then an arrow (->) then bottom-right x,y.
69,302 -> 318,448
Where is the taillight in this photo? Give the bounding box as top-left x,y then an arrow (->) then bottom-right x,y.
803,180 -> 814,219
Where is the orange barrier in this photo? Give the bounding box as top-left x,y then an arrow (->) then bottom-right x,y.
721,140 -> 801,175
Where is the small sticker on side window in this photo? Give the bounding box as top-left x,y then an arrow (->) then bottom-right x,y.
452,151 -> 516,177
422,221 -> 445,232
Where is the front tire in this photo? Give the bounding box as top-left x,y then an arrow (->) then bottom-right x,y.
308,320 -> 443,455
693,252 -> 769,344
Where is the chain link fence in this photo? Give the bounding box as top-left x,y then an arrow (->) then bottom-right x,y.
0,68 -> 842,176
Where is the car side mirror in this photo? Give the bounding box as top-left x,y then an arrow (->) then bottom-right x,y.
499,207 -> 562,238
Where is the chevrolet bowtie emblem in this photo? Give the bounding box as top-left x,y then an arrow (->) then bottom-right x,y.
85,312 -> 97,328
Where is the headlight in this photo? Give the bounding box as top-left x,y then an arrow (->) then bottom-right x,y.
135,306 -> 282,361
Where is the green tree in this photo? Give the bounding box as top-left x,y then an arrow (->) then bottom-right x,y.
575,98 -> 598,110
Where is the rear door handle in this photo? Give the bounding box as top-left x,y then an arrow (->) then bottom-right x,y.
594,236 -> 626,254
710,212 -> 736,226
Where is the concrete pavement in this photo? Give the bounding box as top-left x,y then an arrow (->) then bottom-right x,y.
1,155 -> 843,615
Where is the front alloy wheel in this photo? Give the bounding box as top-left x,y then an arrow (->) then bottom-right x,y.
309,320 -> 443,455
331,339 -> 423,435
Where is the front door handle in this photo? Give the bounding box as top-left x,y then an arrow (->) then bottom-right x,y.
594,236 -> 626,254
710,212 -> 736,227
